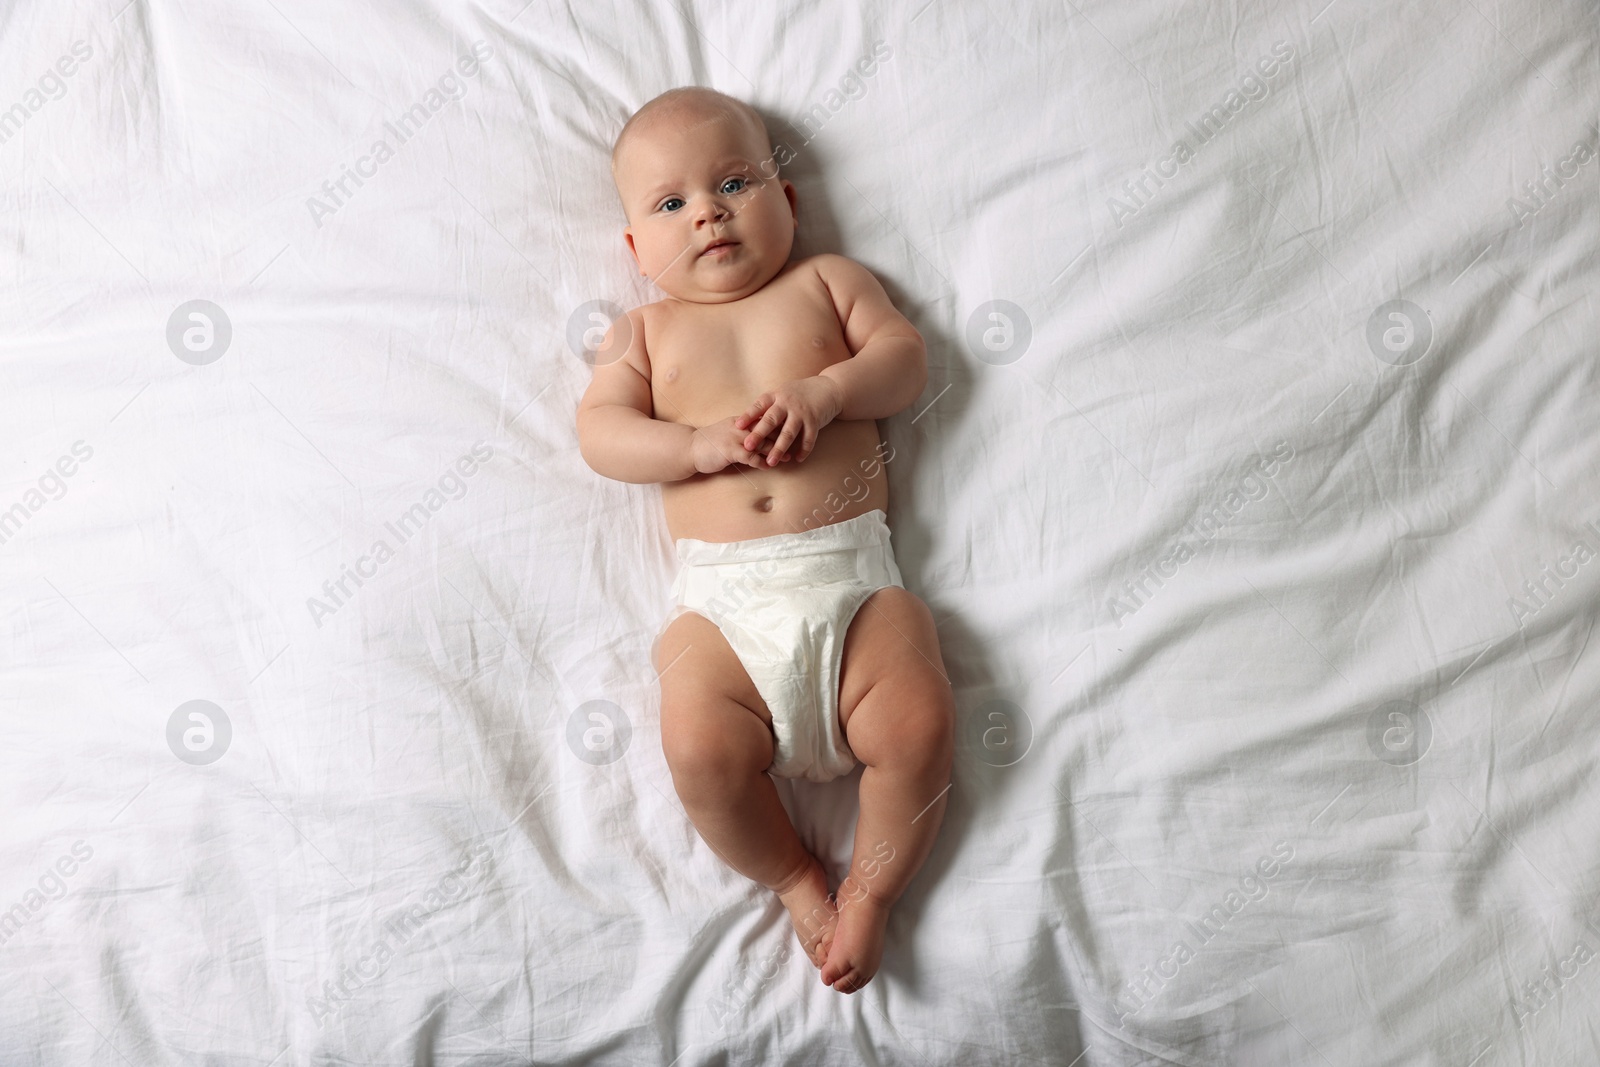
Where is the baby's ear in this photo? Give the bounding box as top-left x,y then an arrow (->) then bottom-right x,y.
782,180 -> 799,226
623,228 -> 643,274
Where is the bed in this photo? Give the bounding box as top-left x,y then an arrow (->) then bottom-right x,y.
3,0 -> 1598,1063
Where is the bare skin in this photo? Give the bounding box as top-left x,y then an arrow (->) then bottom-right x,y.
578,88 -> 955,992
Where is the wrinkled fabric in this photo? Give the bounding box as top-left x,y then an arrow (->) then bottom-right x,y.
2,0 -> 1598,1064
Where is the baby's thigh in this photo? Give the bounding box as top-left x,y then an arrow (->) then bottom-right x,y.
655,611 -> 774,769
837,587 -> 952,753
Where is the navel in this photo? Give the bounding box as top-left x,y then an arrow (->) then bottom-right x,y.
665,367 -> 678,381
754,496 -> 774,512
811,337 -> 825,348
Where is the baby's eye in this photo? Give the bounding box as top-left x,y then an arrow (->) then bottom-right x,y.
720,177 -> 748,195
658,196 -> 685,213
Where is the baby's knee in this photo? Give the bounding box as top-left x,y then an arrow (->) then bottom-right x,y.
661,709 -> 770,792
859,688 -> 954,778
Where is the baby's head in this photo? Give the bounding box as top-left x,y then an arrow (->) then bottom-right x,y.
611,87 -> 798,304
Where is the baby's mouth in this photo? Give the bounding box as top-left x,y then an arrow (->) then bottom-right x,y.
700,239 -> 738,258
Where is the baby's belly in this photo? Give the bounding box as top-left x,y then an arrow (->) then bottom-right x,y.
661,419 -> 891,543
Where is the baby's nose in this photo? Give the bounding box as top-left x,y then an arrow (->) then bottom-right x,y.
697,200 -> 731,225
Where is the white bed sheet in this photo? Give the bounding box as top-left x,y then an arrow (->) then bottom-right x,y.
3,0 -> 1598,1064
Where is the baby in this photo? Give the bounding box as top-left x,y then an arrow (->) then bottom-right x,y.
577,87 -> 954,994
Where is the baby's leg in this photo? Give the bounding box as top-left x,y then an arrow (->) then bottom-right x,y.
823,588 -> 955,994
656,612 -> 839,966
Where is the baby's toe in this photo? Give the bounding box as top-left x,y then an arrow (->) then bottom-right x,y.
809,930 -> 833,968
819,955 -> 842,985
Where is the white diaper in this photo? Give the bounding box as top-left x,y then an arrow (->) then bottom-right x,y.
663,509 -> 904,783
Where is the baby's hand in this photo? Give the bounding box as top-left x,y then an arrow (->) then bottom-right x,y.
689,416 -> 777,475
735,376 -> 844,466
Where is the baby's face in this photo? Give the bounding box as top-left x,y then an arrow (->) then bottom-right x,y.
614,110 -> 797,303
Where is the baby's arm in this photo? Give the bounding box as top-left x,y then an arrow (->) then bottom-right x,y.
813,254 -> 927,421
576,311 -> 699,484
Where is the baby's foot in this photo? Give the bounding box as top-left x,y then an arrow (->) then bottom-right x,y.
775,855 -> 839,968
819,878 -> 891,994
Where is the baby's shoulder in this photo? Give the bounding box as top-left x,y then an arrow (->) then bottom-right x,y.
787,254 -> 885,310
771,254 -> 868,304
790,253 -> 881,295
792,252 -> 865,279
619,297 -> 696,370
621,296 -> 679,337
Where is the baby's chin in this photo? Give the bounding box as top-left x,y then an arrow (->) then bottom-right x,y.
659,264 -> 785,303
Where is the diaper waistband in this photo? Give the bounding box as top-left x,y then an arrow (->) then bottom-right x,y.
674,508 -> 892,567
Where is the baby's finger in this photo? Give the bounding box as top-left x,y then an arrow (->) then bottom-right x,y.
744,408 -> 783,451
768,414 -> 801,466
736,398 -> 773,430
798,424 -> 818,462
765,419 -> 797,464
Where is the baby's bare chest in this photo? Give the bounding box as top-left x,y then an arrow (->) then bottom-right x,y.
647,277 -> 850,426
